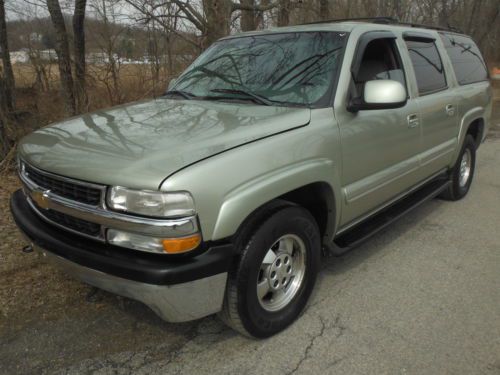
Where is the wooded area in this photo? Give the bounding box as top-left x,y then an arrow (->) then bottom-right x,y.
0,0 -> 499,163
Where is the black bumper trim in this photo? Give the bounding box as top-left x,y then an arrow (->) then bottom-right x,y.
10,189 -> 234,285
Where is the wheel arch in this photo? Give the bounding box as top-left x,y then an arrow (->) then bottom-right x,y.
465,118 -> 484,148
277,182 -> 336,244
454,107 -> 486,164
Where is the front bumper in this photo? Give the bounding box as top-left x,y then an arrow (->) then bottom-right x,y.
10,189 -> 233,322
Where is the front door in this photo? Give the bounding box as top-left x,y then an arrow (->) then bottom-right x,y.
335,32 -> 421,227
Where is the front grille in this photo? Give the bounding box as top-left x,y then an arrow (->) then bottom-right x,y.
24,164 -> 102,206
41,208 -> 101,237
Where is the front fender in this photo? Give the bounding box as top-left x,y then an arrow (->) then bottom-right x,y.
212,159 -> 336,240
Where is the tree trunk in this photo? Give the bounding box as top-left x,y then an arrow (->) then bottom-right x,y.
0,76 -> 7,159
240,0 -> 256,31
319,0 -> 331,20
255,0 -> 270,28
202,0 -> 233,47
73,0 -> 87,112
0,0 -> 15,112
278,0 -> 291,26
47,0 -> 76,116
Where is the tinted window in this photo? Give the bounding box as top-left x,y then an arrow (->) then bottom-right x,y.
405,40 -> 447,95
440,33 -> 488,85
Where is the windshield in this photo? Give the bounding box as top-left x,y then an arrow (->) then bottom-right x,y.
171,32 -> 346,107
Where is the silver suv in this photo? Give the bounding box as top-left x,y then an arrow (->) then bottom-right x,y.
11,18 -> 492,337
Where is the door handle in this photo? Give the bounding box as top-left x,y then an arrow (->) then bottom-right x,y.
445,104 -> 455,116
407,114 -> 419,128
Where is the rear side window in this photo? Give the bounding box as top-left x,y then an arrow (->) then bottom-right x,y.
440,33 -> 488,85
405,39 -> 447,95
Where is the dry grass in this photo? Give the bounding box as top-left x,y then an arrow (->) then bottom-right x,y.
13,63 -> 174,127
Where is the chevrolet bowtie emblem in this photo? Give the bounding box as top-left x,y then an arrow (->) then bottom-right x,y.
31,190 -> 51,210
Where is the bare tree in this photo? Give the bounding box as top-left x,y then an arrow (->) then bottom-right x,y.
125,0 -> 279,49
0,0 -> 15,111
319,0 -> 331,20
73,0 -> 88,112
46,0 -> 76,115
255,0 -> 270,28
202,0 -> 233,46
277,0 -> 291,26
90,0 -> 127,104
240,0 -> 256,30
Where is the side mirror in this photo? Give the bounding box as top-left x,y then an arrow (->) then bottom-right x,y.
168,77 -> 177,90
348,80 -> 407,112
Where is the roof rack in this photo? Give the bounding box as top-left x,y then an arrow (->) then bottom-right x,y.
302,17 -> 398,25
396,21 -> 463,33
300,17 -> 463,34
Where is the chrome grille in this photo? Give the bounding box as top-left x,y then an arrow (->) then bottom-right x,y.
21,161 -> 106,240
41,208 -> 101,237
24,164 -> 102,206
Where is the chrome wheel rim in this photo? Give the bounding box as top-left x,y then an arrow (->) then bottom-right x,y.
459,149 -> 472,187
256,234 -> 306,312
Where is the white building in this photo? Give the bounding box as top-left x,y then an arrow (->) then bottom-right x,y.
10,50 -> 30,64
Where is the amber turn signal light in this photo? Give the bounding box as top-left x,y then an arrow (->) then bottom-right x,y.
162,234 -> 201,254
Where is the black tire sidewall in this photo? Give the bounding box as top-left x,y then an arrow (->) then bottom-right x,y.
234,206 -> 320,338
451,135 -> 476,199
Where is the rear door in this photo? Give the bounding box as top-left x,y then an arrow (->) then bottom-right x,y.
439,32 -> 491,145
402,33 -> 459,178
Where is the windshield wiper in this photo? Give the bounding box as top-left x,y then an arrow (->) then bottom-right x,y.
210,88 -> 272,106
163,90 -> 196,100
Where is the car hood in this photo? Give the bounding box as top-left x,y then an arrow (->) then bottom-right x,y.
19,98 -> 311,190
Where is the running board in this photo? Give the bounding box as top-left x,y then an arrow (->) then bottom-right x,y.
330,177 -> 451,255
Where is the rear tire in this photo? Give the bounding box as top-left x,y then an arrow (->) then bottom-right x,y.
219,204 -> 321,338
440,134 -> 476,201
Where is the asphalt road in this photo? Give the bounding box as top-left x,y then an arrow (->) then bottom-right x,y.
1,137 -> 499,375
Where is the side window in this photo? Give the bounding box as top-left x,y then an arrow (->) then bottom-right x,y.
352,38 -> 406,98
439,33 -> 488,85
405,39 -> 447,95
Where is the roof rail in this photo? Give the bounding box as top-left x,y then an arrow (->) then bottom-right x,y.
396,21 -> 463,33
301,17 -> 398,26
300,17 -> 463,34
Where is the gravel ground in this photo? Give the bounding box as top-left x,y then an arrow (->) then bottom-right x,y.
0,107 -> 499,375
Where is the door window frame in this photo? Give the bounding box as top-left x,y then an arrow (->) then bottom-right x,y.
403,33 -> 449,96
348,31 -> 410,105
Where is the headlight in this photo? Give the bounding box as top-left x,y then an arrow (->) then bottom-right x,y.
107,186 -> 195,218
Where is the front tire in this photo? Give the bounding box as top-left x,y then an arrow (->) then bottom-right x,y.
219,204 -> 321,338
440,134 -> 476,201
